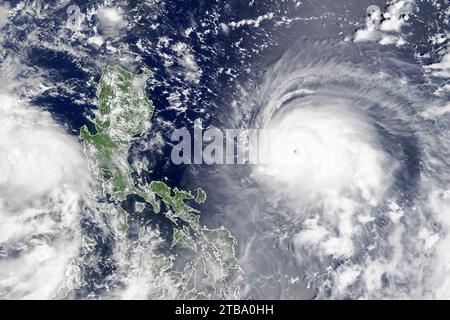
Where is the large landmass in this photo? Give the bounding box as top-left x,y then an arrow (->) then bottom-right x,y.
80,65 -> 240,299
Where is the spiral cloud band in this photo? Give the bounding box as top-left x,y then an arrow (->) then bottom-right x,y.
239,40 -> 450,299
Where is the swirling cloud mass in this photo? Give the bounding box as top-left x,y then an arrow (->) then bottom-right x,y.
0,93 -> 93,299
240,40 -> 450,299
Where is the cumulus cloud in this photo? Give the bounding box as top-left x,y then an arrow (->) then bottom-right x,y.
228,13 -> 274,29
96,6 -> 128,38
354,0 -> 415,47
172,42 -> 203,84
425,49 -> 450,79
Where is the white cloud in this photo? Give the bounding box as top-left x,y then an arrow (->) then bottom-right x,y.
334,266 -> 362,293
229,13 -> 274,29
423,189 -> 450,299
88,35 -> 105,47
96,6 -> 127,38
354,0 -> 415,47
420,102 -> 450,119
354,27 -> 380,42
425,49 -> 450,79
172,42 -> 202,84
97,7 -> 126,27
0,92 -> 93,299
0,2 -> 11,29
380,0 -> 414,32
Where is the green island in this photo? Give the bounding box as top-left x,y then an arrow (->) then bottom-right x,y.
80,65 -> 240,298
195,188 -> 207,204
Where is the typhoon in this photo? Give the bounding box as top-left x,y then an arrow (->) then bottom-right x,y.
0,92 -> 93,299
206,40 -> 450,299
